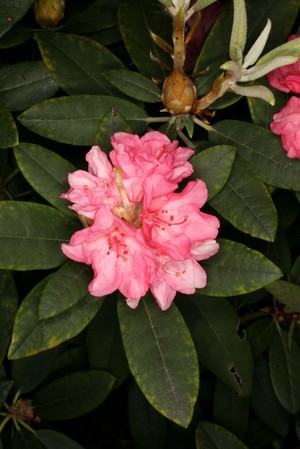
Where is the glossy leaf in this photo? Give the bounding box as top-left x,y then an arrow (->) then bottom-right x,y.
62,2 -> 117,34
191,295 -> 253,397
265,279 -> 300,312
0,202 -> 78,270
18,95 -> 147,145
0,23 -> 33,49
200,239 -> 282,296
246,318 -> 275,356
36,430 -> 85,449
196,421 -> 250,449
33,370 -> 115,420
0,62 -> 59,112
95,107 -> 133,150
0,102 -> 18,149
36,31 -> 124,95
0,0 -> 34,38
209,120 -> 300,190
118,295 -> 199,428
269,329 -> 300,414
251,356 -> 289,436
191,145 -> 236,200
0,380 -> 14,408
8,277 -> 103,359
14,142 -> 76,216
209,155 -> 277,241
0,271 -> 18,364
12,430 -> 46,449
103,69 -> 162,102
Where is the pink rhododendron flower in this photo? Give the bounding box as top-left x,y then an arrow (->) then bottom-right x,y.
270,96 -> 300,159
61,131 -> 220,310
267,34 -> 300,94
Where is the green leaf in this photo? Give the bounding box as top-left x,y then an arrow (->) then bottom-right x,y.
39,260 -> 93,319
200,239 -> 282,296
209,120 -> 300,190
246,317 -> 275,356
32,370 -> 115,420
0,23 -> 33,49
14,142 -> 76,216
36,430 -> 85,449
191,295 -> 253,397
35,31 -> 124,95
86,298 -> 129,388
118,0 -> 172,79
118,295 -> 199,428
0,102 -> 18,149
196,421 -> 250,449
251,356 -> 289,436
0,380 -> 14,408
62,1 -> 117,34
8,276 -> 103,359
0,271 -> 18,364
0,201 -> 78,270
213,380 -> 249,438
103,69 -> 162,102
191,145 -> 236,201
0,62 -> 59,112
95,107 -> 133,150
0,0 -> 34,38
12,430 -> 46,449
17,95 -> 147,145
269,329 -> 300,414
265,279 -> 300,312
209,155 -> 277,242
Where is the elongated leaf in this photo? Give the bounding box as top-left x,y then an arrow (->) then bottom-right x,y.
0,102 -> 18,149
36,31 -> 124,95
0,380 -> 14,408
103,69 -> 162,102
265,279 -> 300,312
0,62 -> 59,112
36,430 -> 84,449
246,317 -> 275,356
62,2 -> 117,34
39,260 -> 93,319
251,356 -> 289,436
18,95 -> 147,145
209,155 -> 277,241
12,430 -> 46,449
8,277 -> 103,359
209,120 -> 300,190
269,329 -> 300,414
33,371 -> 115,420
191,145 -> 236,200
191,295 -> 253,397
0,0 -> 34,38
95,107 -> 133,150
200,239 -> 282,296
14,142 -> 76,216
0,24 -> 33,49
0,271 -> 18,364
118,295 -> 199,428
196,421 -> 250,449
0,202 -> 78,270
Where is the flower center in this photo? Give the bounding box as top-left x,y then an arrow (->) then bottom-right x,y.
113,168 -> 142,228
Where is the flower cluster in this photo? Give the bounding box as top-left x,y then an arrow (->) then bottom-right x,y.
268,35 -> 300,159
61,131 -> 220,310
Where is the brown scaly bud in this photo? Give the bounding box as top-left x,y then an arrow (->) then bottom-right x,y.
162,69 -> 197,115
34,0 -> 65,28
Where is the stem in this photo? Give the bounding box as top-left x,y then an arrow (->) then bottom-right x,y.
0,415 -> 11,433
193,117 -> 216,133
4,168 -> 20,186
176,130 -> 196,149
144,116 -> 170,123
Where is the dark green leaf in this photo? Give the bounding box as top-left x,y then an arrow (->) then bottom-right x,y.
245,418 -> 275,449
291,255 -> 300,285
251,356 -> 289,436
14,142 -> 76,216
0,0 -> 34,38
0,23 -> 33,49
62,2 -> 117,34
0,271 -> 18,364
36,31 -> 124,95
209,120 -> 300,190
8,277 -> 103,359
118,295 -> 199,428
18,95 -> 147,145
39,260 -> 93,319
209,156 -> 277,241
246,318 -> 275,356
191,295 -> 253,397
0,201 -> 78,270
103,69 -> 161,102
0,62 -> 59,112
0,380 -> 14,408
36,430 -> 85,449
196,421 -> 250,449
33,370 -> 115,420
269,329 -> 300,414
200,239 -> 282,296
12,430 -> 46,449
191,145 -> 236,201
265,280 -> 300,312
95,107 -> 133,150
0,102 -> 18,149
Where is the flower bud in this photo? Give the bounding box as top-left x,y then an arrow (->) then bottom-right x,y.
162,69 -> 197,115
34,0 -> 65,28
